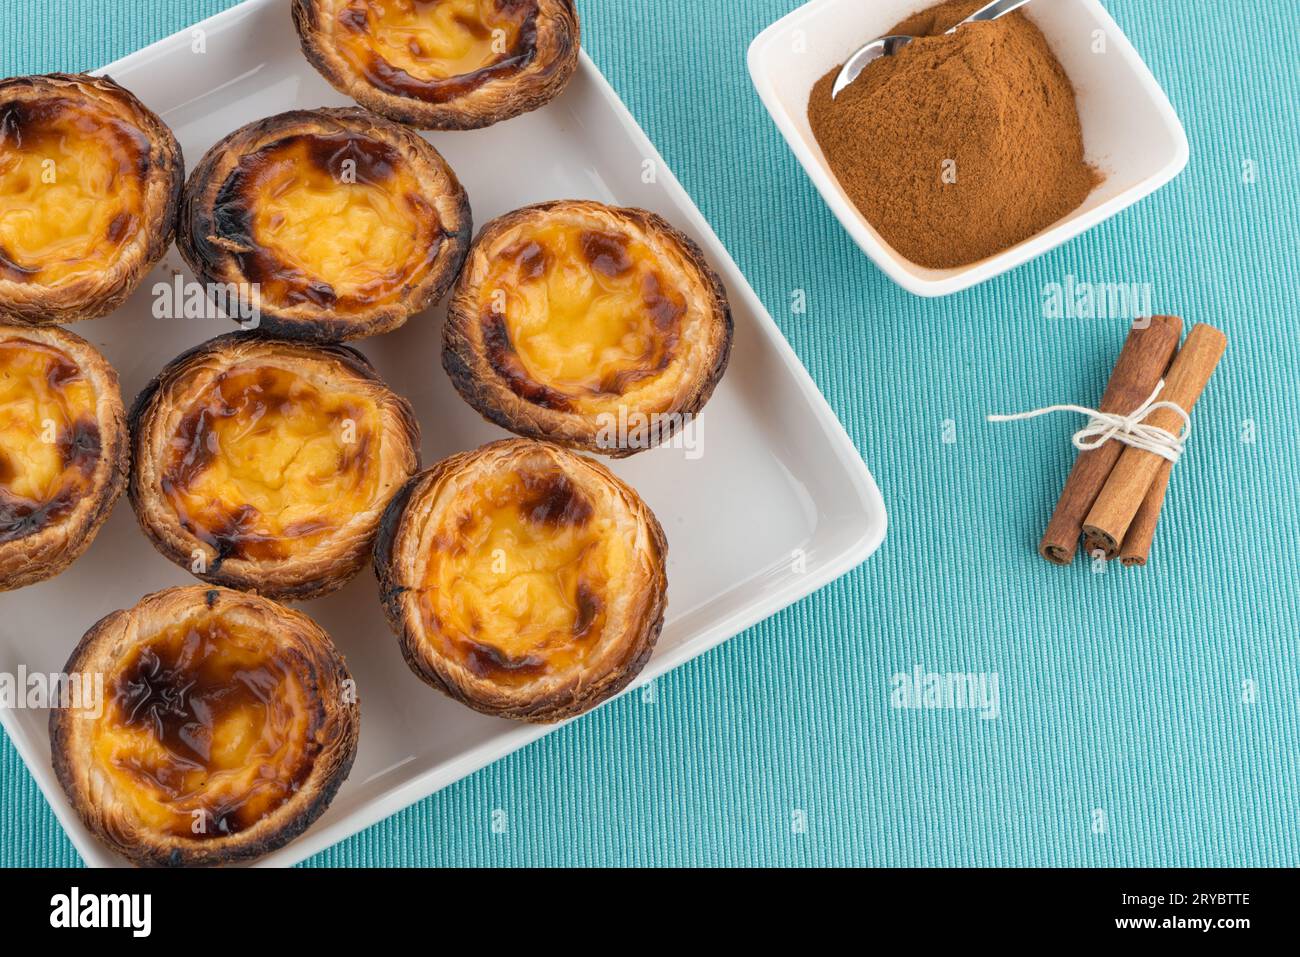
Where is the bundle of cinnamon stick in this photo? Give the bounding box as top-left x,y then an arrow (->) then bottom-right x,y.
1039,317 -> 1226,567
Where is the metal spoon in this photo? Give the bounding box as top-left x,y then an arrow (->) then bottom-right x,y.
831,0 -> 1035,99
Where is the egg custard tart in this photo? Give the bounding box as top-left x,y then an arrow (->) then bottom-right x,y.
50,585 -> 359,867
293,0 -> 580,130
178,108 -> 470,341
130,334 -> 419,600
0,74 -> 183,326
444,201 -> 732,456
376,438 -> 667,722
0,325 -> 128,590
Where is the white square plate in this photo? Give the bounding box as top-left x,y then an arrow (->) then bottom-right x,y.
0,0 -> 887,866
748,0 -> 1189,296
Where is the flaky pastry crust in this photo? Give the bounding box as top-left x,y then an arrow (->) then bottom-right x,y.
0,74 -> 183,325
376,438 -> 667,722
50,585 -> 359,867
129,333 -> 419,600
443,200 -> 732,456
178,107 -> 470,341
293,0 -> 581,130
0,324 -> 128,590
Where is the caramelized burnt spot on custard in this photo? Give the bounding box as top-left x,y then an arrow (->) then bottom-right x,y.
335,0 -> 541,103
479,221 -> 687,414
0,337 -> 101,543
91,614 -> 319,841
159,363 -> 380,567
206,132 -> 443,314
0,97 -> 150,286
418,463 -> 629,687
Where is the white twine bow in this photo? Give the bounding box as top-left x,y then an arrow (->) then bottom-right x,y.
987,380 -> 1191,464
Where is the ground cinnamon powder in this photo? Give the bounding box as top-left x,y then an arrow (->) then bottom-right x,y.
807,0 -> 1098,269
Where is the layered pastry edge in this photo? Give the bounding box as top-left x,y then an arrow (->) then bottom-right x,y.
49,585 -> 359,867
375,438 -> 668,722
128,333 -> 420,601
292,0 -> 582,130
178,107 -> 471,341
443,200 -> 733,457
0,324 -> 129,590
0,73 -> 183,325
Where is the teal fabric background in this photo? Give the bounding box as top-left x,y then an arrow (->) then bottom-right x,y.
2,0 -> 1297,867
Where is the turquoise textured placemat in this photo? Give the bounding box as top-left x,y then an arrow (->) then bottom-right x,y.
2,0 -> 1297,867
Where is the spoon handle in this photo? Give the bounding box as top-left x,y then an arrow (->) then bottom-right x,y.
951,0 -> 1034,30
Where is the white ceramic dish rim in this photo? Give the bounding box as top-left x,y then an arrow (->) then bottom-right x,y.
747,0 -> 1191,297
0,0 -> 889,867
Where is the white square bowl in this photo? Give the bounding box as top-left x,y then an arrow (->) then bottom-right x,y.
748,0 -> 1189,297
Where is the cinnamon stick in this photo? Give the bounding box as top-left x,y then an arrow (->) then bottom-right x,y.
1118,461 -> 1171,566
1038,315 -> 1182,564
1082,323 -> 1227,555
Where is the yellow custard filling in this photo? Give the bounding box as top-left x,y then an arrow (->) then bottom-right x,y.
480,221 -> 688,412
91,614 -> 315,840
0,338 -> 99,542
422,467 -> 632,684
229,134 -> 438,312
337,0 -> 534,87
0,99 -> 146,286
161,363 -> 381,562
